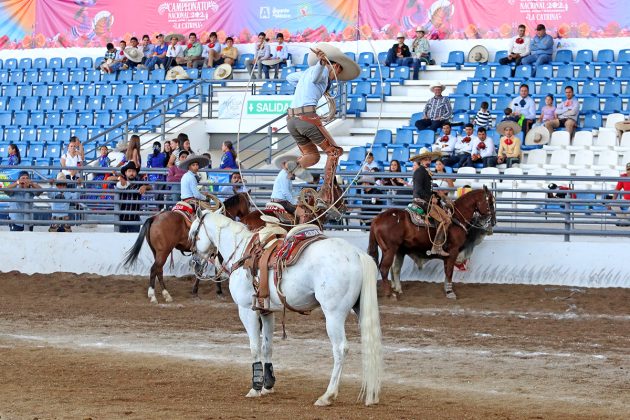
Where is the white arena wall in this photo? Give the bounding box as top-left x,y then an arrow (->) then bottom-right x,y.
2,231 -> 628,288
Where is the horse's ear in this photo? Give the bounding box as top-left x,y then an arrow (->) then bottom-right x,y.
483,185 -> 488,193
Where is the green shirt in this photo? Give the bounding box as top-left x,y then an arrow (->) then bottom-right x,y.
185,42 -> 202,57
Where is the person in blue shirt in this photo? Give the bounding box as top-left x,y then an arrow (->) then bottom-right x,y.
270,155 -> 298,214
521,24 -> 553,75
219,141 -> 238,169
279,43 -> 360,215
146,141 -> 168,183
144,34 -> 168,70
180,154 -> 213,211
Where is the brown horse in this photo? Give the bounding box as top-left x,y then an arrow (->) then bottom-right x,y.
367,187 -> 496,299
123,193 -> 252,303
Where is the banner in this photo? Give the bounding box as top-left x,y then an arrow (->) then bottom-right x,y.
0,0 -> 628,49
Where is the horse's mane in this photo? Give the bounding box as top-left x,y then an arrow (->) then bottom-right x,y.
453,188 -> 485,207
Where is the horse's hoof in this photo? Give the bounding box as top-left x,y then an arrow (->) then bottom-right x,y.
245,388 -> 262,398
261,387 -> 274,395
149,297 -> 158,304
446,291 -> 457,300
388,293 -> 399,301
162,290 -> 173,303
314,397 -> 332,406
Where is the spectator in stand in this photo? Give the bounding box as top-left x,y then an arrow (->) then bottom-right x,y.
167,150 -> 189,203
49,173 -> 73,232
382,160 -> 410,188
247,32 -> 272,80
139,34 -> 155,67
123,37 -> 143,70
219,37 -> 239,67
385,33 -> 411,67
61,138 -> 84,190
165,34 -> 184,69
100,42 -> 118,73
499,24 -> 530,67
497,121 -> 522,167
502,107 -> 519,123
265,33 -> 289,79
473,101 -> 491,129
613,162 -> 630,224
163,141 -> 173,162
145,34 -> 168,70
146,140 -> 168,185
176,32 -> 203,68
415,82 -> 452,131
357,176 -> 384,226
7,143 -> 21,165
407,27 -> 430,79
218,172 -> 249,200
93,145 -> 111,183
433,159 -> 455,198
125,134 -> 142,168
545,86 -> 579,139
362,152 -> 379,171
520,24 -> 553,75
220,141 -> 238,169
470,127 -> 497,167
431,121 -> 456,157
205,32 -> 223,68
444,123 -> 476,168
537,94 -> 556,126
510,84 -> 536,135
116,161 -> 151,233
167,133 -> 189,167
6,171 -> 42,231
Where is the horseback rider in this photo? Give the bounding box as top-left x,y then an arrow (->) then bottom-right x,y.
410,147 -> 452,257
270,155 -> 299,215
276,43 -> 360,219
180,154 -> 215,211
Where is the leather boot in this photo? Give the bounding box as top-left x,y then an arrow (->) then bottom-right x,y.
430,227 -> 450,257
317,138 -> 343,216
296,143 -> 320,168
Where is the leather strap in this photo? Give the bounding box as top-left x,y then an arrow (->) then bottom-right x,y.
287,105 -> 317,117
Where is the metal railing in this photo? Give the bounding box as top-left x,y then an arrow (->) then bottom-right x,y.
1,166 -> 629,240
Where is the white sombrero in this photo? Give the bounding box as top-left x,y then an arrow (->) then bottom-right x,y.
525,125 -> 550,145
272,154 -> 313,182
214,63 -> 232,80
429,81 -> 446,93
180,154 -> 210,169
396,32 -> 406,39
165,33 -> 185,43
260,215 -> 281,224
261,58 -> 283,66
467,45 -> 489,63
123,47 -> 143,63
307,43 -> 361,81
166,66 -> 190,80
272,154 -> 299,170
497,120 -> 522,135
410,147 -> 441,162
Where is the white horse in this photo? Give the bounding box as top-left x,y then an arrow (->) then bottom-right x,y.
189,211 -> 382,406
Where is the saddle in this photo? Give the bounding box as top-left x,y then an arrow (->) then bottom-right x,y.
237,223 -> 325,314
263,202 -> 294,224
405,205 -> 436,229
172,201 -> 195,227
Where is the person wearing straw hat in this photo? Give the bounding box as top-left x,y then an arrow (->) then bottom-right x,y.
409,148 -> 451,256
279,43 -> 360,217
176,32 -> 203,68
270,155 -> 300,214
415,82 -> 453,132
385,32 -> 411,67
165,33 -> 185,69
180,154 -> 212,204
408,27 -> 431,80
124,37 -> 143,69
499,24 -> 530,67
496,121 -> 522,167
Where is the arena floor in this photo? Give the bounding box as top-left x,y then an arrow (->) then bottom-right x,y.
0,272 -> 628,419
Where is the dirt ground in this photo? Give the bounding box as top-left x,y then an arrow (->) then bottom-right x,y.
0,272 -> 628,420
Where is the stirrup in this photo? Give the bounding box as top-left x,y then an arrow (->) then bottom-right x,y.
427,248 -> 449,257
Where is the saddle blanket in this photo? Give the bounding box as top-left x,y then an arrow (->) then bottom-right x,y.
405,207 -> 435,229
172,201 -> 194,221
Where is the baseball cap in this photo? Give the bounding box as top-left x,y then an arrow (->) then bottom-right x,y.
536,24 -> 546,31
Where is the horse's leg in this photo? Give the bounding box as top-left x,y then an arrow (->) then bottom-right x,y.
237,305 -> 263,398
378,248 -> 396,298
191,275 -> 200,297
260,312 -> 275,395
215,256 -> 224,297
315,312 -> 348,406
390,253 -> 405,295
443,253 -> 458,300
156,251 -> 173,303
148,261 -> 159,304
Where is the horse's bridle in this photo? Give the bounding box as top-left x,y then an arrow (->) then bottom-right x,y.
451,189 -> 495,232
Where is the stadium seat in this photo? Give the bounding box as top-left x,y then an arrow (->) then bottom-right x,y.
415,129 -> 434,146
579,80 -> 599,97
575,49 -> 594,64
592,150 -> 619,171
391,147 -> 410,163
566,150 -> 594,171
543,133 -> 570,151
71,96 -> 87,111
117,69 -> 133,83
85,69 -> 101,84
82,84 -> 97,97
530,64 -> 553,81
39,128 -> 54,143
64,57 -> 78,68
13,110 -> 29,126
496,81 -> 515,96
33,58 -> 47,69
61,111 -> 78,126
0,111 -> 11,126
259,82 -> 276,95
452,80 -> 473,98
94,111 -> 111,127
57,128 -> 71,141
552,64 -> 574,81
386,66 -> 410,83
551,49 -> 573,65
452,96 -> 470,113
601,80 -> 622,97
616,49 -> 630,64
349,81 -> 372,98
69,69 -> 85,83
452,112 -> 469,125
596,64 -> 617,81
45,142 -> 63,158
441,51 -> 464,69
575,64 -> 595,81
169,96 -> 189,115
29,110 -> 45,126
368,81 -> 391,98
491,65 -> 511,80
23,70 -> 39,84
358,52 -> 374,66
491,96 -> 512,116
512,65 -> 532,79
234,53 -> 253,70
471,81 -> 493,98
55,69 -> 69,83
78,57 -> 93,69
55,96 -> 71,111
103,96 -> 120,111
602,97 -> 623,114
615,132 -> 630,152
9,70 -> 24,84
581,113 -> 602,130
376,52 -> 388,66
126,84 -> 142,96
111,111 -> 128,125
8,97 -> 23,112
373,129 -> 393,146
537,80 -> 557,98
73,127 -> 89,141
147,83 -> 162,97
280,66 -> 297,79
591,131 -> 617,151
49,84 -> 64,97
5,128 -> 21,143
469,65 -> 491,82
488,50 -> 508,66
136,95 -> 154,111
371,146 -> 388,164
347,97 -> 367,116
4,58 -> 18,70
45,111 -> 61,126
580,97 -> 600,115
593,49 -> 614,65
120,96 -> 136,112
340,146 -> 366,167
567,131 -> 594,151
391,128 -> 412,147
48,57 -> 62,68
28,141 -> 45,157
149,69 -> 165,81
87,96 -> 104,111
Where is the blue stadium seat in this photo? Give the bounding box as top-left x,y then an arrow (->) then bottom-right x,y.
259,82 -> 277,95
45,111 -> 61,126
94,57 -> 105,69
133,69 -> 149,81
185,68 -> 199,79
85,69 -> 101,84
578,80 -> 599,97
66,84 -> 81,97
4,59 -> 18,70
64,57 -> 78,69
0,112 -> 11,126
596,64 -> 617,80
101,71 -> 117,83
23,96 -> 38,110
18,58 -> 32,69
452,96 -> 471,113
28,141 -> 45,157
368,81 -> 391,99
164,83 -> 179,97
472,81 -> 493,97
280,67 -> 297,79
491,65 -> 511,80
125,84 -> 143,97
61,111 -> 78,126
391,147 -> 410,163
581,97 -> 600,115
35,69 -> 52,85
575,49 -> 594,64
78,57 -> 93,69
55,96 -> 71,111
33,84 -> 48,97
95,84 -> 113,97
57,128 -> 71,141
120,96 -> 136,112
95,111 -> 111,126
415,129 -> 434,146
278,81 -> 295,95
386,66 -> 410,83
511,65 -> 532,79
73,127 -> 89,141
353,66 -> 371,81
453,112 -> 470,125
620,65 -> 630,81
602,97 -> 622,114
33,58 -> 47,69
371,146 -> 388,164
2,85 -> 17,97
470,95 -> 490,114
45,142 -> 63,158
147,83 -> 162,97
441,51 -> 464,69
115,69 -> 133,83
49,84 -> 64,97
560,80 -> 578,94
0,97 -> 7,111
551,49 -> 573,65
9,70 -> 24,84
451,80 -> 473,98
406,112 -> 423,130
169,96 -> 188,114
149,69 -> 165,81
340,146 -> 366,168
107,128 -> 124,145
575,64 -> 595,81
48,57 -> 62,68
491,96 -> 512,116
582,113 -> 602,130
8,97 -> 23,112
5,128 -> 21,142
111,111 -> 128,126
13,110 -> 29,126
69,69 -> 85,83
23,70 -> 39,84
347,96 -> 367,116
592,49 -> 614,65
373,129 -> 392,146
55,69 -> 69,83
469,65 -> 491,81
82,84 -> 97,97
368,65 -> 388,82
71,96 -> 87,111
376,52 -> 388,66
233,53 -> 253,70
104,96 -> 120,111
39,128 -> 54,142
530,64 -> 553,81
0,70 -> 8,84
87,96 -> 104,111
496,81 -> 515,96
136,95 -> 153,110
358,52 -> 375,66
30,110 -> 45,126
488,50 -> 508,66
617,49 -> 630,64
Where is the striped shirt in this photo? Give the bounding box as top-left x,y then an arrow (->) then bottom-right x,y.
474,109 -> 492,128
424,95 -> 452,121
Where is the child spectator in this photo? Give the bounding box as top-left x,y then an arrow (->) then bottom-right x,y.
363,152 -> 379,171
502,107 -> 520,123
220,141 -> 238,169
93,146 -> 112,182
100,42 -> 118,73
49,173 -> 73,232
7,143 -> 21,165
474,101 -> 492,129
538,94 -> 556,125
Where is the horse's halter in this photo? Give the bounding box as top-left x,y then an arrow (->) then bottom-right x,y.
453,189 -> 495,231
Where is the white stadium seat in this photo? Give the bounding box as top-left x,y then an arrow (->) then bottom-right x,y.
567,131 -> 593,151
566,150 -> 594,171
475,166 -> 500,189
524,167 -> 547,187
600,168 -> 620,191
604,113 -> 625,129
520,148 -> 547,170
543,149 -> 570,170
574,168 -> 596,189
592,150 -> 619,171
455,166 -> 476,187
550,167 -> 571,177
503,167 -> 524,176
614,132 -> 630,152
590,131 -> 617,152
543,132 -> 570,151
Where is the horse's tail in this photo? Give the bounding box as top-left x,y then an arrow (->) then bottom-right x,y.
357,252 -> 382,406
367,224 -> 380,266
123,217 -> 154,267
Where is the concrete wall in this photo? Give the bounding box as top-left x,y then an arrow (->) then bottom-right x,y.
2,232 -> 628,288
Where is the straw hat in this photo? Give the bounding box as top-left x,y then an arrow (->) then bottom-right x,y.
260,215 -> 281,224
123,47 -> 143,63
272,154 -> 313,182
272,154 -> 299,170
525,125 -> 550,145
214,63 -> 232,80
429,81 -> 446,93
497,120 -> 522,135
165,33 -> 185,43
410,147 -> 441,162
396,32 -> 406,39
415,26 -> 426,33
180,154 -> 210,170
166,66 -> 190,80
307,43 -> 361,81
467,45 -> 489,63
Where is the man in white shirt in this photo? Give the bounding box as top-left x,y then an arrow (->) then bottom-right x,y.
470,127 -> 497,167
270,157 -> 298,214
432,122 -> 457,161
545,85 -> 580,139
165,34 -> 184,69
499,24 -> 530,66
511,84 -> 536,135
444,123 -> 476,168
265,33 -> 290,79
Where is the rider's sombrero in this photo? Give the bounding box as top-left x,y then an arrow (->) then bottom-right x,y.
214,63 -> 233,80
165,33 -> 185,43
429,81 -> 446,93
524,125 -> 550,145
497,120 -> 522,135
123,47 -> 143,63
410,147 -> 441,162
120,161 -> 140,176
272,154 -> 313,182
273,154 -> 299,170
260,215 -> 281,225
307,43 -> 361,81
180,154 -> 210,169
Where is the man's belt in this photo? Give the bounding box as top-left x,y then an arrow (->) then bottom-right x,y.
287,105 -> 317,117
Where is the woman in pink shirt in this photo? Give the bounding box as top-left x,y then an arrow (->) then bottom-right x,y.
538,94 -> 556,125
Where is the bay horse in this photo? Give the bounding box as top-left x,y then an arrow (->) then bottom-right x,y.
367,187 -> 496,299
189,211 -> 382,406
122,193 -> 252,303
